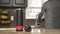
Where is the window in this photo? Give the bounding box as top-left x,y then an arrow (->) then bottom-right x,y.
26,0 -> 42,19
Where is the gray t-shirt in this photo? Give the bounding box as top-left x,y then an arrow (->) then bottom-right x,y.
41,0 -> 60,29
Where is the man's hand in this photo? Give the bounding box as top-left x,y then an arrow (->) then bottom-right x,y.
37,12 -> 43,19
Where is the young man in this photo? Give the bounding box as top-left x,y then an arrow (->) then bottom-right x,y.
39,0 -> 60,29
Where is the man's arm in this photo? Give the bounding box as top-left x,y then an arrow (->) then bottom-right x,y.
38,2 -> 47,19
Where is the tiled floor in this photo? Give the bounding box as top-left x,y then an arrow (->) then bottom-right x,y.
0,28 -> 60,34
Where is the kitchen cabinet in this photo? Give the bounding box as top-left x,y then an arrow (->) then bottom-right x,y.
0,0 -> 27,8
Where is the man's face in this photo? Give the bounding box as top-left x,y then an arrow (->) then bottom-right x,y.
48,0 -> 51,1
43,0 -> 48,3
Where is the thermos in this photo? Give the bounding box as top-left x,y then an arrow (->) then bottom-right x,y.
16,8 -> 23,31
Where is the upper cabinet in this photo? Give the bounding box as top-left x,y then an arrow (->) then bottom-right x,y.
0,0 -> 12,7
0,0 -> 27,8
13,0 -> 27,8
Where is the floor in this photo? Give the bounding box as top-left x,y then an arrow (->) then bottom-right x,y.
0,28 -> 60,34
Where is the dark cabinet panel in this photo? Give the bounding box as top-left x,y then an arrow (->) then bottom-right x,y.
13,0 -> 27,8
15,0 -> 25,5
0,0 -> 10,4
0,0 -> 12,7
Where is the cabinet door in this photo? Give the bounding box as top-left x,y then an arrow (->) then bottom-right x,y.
13,0 -> 27,8
0,0 -> 12,7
